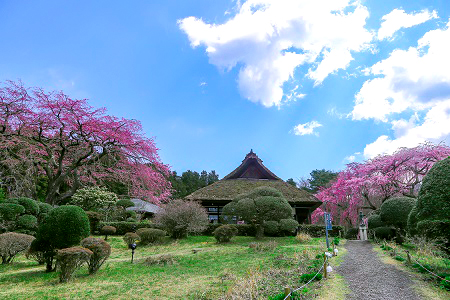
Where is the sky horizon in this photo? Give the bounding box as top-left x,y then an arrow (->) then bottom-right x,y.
1,0 -> 449,181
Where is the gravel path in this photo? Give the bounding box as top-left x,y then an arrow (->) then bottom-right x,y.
336,240 -> 422,300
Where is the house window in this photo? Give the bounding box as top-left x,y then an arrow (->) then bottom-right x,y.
208,215 -> 219,223
208,207 -> 218,212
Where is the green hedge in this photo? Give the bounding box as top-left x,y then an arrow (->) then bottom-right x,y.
98,221 -> 163,235
373,226 -> 395,240
0,203 -> 25,221
17,214 -> 38,230
297,224 -> 344,237
380,197 -> 416,230
368,214 -> 384,229
16,198 -> 40,216
416,219 -> 450,246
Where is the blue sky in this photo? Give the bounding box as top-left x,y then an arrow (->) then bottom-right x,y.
1,0 -> 449,181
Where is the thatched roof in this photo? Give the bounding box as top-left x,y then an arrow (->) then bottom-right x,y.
185,178 -> 321,206
126,199 -> 161,214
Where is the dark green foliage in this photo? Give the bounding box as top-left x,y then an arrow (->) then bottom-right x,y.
0,203 -> 25,221
300,273 -> 322,283
101,225 -> 116,241
98,221 -> 163,235
269,290 -> 304,300
37,205 -> 90,250
333,237 -> 340,245
263,221 -> 280,236
168,170 -> 219,199
345,228 -> 358,239
301,169 -> 338,193
116,199 -> 135,208
380,197 -> 416,230
136,228 -> 166,245
15,198 -> 39,216
86,211 -> 103,234
416,156 -> 450,221
213,225 -> 238,243
441,276 -> 450,291
412,263 -> 434,273
26,238 -> 46,264
373,226 -> 395,240
395,255 -> 405,262
296,224 -> 344,237
286,178 -> 297,187
416,220 -> 450,245
80,237 -> 111,274
17,214 -> 38,230
37,202 -> 53,214
124,210 -> 137,219
368,214 -> 384,229
123,232 -> 140,246
407,205 -> 419,236
0,188 -> 5,202
279,219 -> 299,235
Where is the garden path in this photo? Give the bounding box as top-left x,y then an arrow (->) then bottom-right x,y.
336,240 -> 422,300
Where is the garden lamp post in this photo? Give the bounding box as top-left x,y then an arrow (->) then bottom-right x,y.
129,243 -> 137,263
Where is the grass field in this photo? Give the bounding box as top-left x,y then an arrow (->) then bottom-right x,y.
0,235 -> 330,299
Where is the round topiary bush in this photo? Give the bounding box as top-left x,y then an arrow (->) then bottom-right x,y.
123,232 -> 140,247
345,228 -> 358,239
37,202 -> 53,222
26,238 -> 47,265
407,205 -> 419,236
86,211 -> 103,234
16,198 -> 39,216
56,247 -> 92,283
279,219 -> 299,236
37,205 -> 90,250
124,210 -> 137,219
136,228 -> 166,245
0,232 -> 35,264
101,225 -> 117,241
116,199 -> 135,209
17,214 -> 38,230
80,237 -> 111,274
380,197 -> 416,231
373,226 -> 395,240
0,203 -> 25,221
368,214 -> 384,229
213,225 -> 238,243
263,221 -> 280,236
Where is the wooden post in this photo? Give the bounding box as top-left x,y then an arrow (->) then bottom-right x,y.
406,251 -> 412,265
284,287 -> 291,300
323,252 -> 328,279
331,241 -> 335,256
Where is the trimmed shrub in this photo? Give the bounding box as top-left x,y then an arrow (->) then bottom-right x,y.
98,221 -> 162,235
116,199 -> 135,209
295,232 -> 312,243
101,225 -> 116,241
70,186 -> 118,211
154,200 -> 209,239
123,232 -> 140,247
36,205 -> 90,272
124,210 -> 137,219
263,221 -> 280,236
26,238 -> 46,265
37,202 -> 53,223
86,211 -> 103,234
297,224 -> 344,237
0,203 -> 25,221
136,228 -> 166,245
368,214 -> 384,229
380,197 -> 416,231
416,220 -> 450,245
279,219 -> 299,236
345,228 -> 358,239
14,198 -> 40,216
80,237 -> 111,274
373,226 -> 395,240
407,205 -> 419,236
213,225 -> 238,243
0,232 -> 35,264
126,217 -> 137,222
56,247 -> 92,283
235,224 -> 257,236
17,214 -> 38,230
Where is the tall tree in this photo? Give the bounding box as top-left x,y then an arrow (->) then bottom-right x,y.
312,143 -> 450,226
300,169 -> 337,193
168,169 -> 219,199
0,81 -> 171,205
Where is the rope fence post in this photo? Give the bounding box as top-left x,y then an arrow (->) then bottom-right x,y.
323,253 -> 328,279
284,287 -> 291,300
406,251 -> 411,265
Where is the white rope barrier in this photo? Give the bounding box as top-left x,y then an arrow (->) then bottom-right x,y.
405,251 -> 450,283
283,257 -> 328,300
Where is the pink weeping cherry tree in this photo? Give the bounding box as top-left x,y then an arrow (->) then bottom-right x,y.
312,143 -> 450,226
0,80 -> 171,205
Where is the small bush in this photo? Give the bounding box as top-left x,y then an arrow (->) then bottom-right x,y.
441,276 -> 450,291
333,237 -> 340,246
295,232 -> 312,244
37,202 -> 53,222
86,211 -> 103,234
56,247 -> 92,283
124,210 -> 137,219
116,199 -> 135,208
17,214 -> 38,230
123,232 -> 140,247
263,221 -> 280,236
248,241 -> 278,252
0,232 -> 35,264
0,203 -> 25,221
300,273 -> 322,283
98,221 -> 162,235
279,219 -> 299,236
374,227 -> 395,240
380,197 -> 416,230
345,228 -> 358,239
395,255 -> 405,262
136,228 -> 166,245
297,224 -> 344,237
26,239 -> 46,265
14,198 -> 40,216
143,254 -> 177,266
416,220 -> 450,246
213,225 -> 238,243
368,214 -> 384,229
101,225 -> 116,240
80,237 -> 111,274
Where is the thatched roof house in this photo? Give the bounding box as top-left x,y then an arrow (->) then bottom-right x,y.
185,150 -> 322,223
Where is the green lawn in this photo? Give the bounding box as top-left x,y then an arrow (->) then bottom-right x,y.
0,236 -> 329,299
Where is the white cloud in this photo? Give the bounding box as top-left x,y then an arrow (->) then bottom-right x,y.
179,0 -> 373,107
353,21 -> 450,158
292,121 -> 322,136
377,9 -> 438,40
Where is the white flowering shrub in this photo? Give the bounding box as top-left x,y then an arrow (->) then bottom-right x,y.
69,186 -> 118,211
